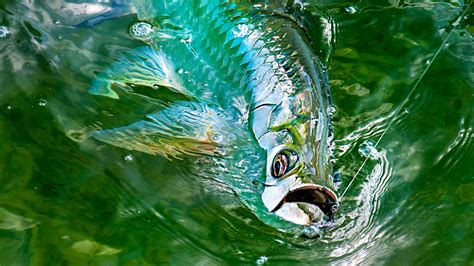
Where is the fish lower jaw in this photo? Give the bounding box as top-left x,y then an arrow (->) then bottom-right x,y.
274,202 -> 325,225
268,184 -> 339,225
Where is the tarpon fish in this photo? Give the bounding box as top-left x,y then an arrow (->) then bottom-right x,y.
87,0 -> 339,234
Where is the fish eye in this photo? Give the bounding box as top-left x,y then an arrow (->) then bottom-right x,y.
272,149 -> 298,178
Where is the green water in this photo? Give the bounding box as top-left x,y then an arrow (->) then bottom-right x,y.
0,0 -> 472,265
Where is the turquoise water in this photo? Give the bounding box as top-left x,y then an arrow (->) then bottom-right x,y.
0,0 -> 473,264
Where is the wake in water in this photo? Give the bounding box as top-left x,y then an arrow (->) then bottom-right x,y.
339,1 -> 473,200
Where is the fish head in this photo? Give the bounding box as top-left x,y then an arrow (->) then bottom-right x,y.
244,104 -> 339,232
261,144 -> 338,227
247,56 -> 339,231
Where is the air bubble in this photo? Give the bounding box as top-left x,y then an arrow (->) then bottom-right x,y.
327,106 -> 337,115
38,99 -> 47,107
345,6 -> 357,14
130,22 -> 153,40
177,68 -> 184,74
53,20 -> 60,25
0,26 -> 10,39
256,256 -> 268,265
124,154 -> 134,162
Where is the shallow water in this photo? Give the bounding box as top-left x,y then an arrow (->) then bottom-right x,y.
0,0 -> 472,264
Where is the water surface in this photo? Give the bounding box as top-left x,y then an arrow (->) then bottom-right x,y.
0,0 -> 472,264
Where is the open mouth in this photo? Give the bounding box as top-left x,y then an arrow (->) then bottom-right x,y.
271,185 -> 338,222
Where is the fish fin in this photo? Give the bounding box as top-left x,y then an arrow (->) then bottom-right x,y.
90,101 -> 232,159
89,46 -> 192,99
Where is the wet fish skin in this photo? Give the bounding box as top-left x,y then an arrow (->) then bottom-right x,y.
88,0 -> 338,232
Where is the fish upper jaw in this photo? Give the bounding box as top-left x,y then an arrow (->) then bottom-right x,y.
261,174 -> 338,225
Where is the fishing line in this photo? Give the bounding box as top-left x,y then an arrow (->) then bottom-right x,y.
339,2 -> 472,201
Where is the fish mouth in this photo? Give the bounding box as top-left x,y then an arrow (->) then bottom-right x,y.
262,180 -> 338,225
272,185 -> 338,215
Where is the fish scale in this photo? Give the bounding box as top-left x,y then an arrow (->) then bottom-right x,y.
165,2 -> 330,155
90,0 -> 338,232
150,2 -> 305,104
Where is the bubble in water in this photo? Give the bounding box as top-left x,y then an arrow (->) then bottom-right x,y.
345,6 -> 357,14
124,154 -> 134,162
38,99 -> 47,107
327,106 -> 337,115
53,20 -> 60,25
130,22 -> 153,40
0,26 -> 10,39
358,141 -> 379,159
256,256 -> 268,265
177,68 -> 184,74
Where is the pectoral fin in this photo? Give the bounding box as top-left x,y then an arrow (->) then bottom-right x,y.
89,46 -> 192,99
90,101 -> 234,159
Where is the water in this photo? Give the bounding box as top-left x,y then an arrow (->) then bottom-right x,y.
0,0 -> 472,264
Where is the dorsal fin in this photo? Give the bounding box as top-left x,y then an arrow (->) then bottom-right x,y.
89,46 -> 192,99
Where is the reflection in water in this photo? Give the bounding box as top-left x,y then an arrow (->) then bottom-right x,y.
0,0 -> 472,264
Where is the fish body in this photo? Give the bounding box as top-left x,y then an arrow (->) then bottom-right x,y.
89,0 -> 338,233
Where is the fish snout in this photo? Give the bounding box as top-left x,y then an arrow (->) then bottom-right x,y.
262,174 -> 338,226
